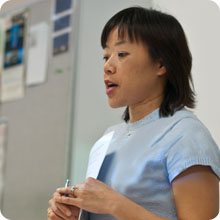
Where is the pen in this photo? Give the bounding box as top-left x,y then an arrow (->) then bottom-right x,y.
63,179 -> 70,197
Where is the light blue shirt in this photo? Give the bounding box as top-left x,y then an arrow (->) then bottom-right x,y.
81,108 -> 220,220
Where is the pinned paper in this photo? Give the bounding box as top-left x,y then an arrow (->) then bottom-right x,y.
26,22 -> 49,86
53,32 -> 69,55
55,0 -> 72,14
0,11 -> 27,102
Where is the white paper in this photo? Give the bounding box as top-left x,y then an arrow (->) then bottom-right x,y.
1,65 -> 25,102
86,131 -> 114,179
78,131 -> 114,220
26,22 -> 49,86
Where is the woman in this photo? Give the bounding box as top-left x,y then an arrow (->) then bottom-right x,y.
48,7 -> 220,220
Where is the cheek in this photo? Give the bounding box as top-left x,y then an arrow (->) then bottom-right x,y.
122,66 -> 150,90
122,70 -> 158,99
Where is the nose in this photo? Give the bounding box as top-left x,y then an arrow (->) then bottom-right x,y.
104,57 -> 116,75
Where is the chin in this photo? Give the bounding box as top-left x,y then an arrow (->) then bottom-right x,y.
108,100 -> 126,109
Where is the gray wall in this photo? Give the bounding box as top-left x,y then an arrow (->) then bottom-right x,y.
0,0 -> 80,219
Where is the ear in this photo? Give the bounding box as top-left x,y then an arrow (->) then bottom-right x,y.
156,60 -> 166,76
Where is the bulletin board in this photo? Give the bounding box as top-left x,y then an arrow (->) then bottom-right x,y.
0,0 -> 80,219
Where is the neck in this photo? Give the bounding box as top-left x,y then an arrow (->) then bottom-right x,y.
128,95 -> 163,123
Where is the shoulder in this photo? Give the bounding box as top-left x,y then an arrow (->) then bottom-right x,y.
162,108 -> 212,138
165,108 -> 218,152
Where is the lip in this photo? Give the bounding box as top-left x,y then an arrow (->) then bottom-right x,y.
106,86 -> 118,95
104,79 -> 119,95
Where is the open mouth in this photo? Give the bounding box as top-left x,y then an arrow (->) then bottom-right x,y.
105,80 -> 119,95
105,80 -> 119,88
107,83 -> 118,88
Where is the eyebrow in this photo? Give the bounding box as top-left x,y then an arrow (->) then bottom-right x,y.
104,40 -> 127,49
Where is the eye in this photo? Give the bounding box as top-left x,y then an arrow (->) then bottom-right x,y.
118,52 -> 128,58
103,55 -> 109,62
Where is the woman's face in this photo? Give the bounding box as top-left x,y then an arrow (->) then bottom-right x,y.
103,28 -> 166,109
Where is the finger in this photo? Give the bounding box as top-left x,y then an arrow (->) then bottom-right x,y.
49,199 -> 72,218
48,203 -> 80,220
56,187 -> 71,196
54,196 -> 80,207
52,192 -> 80,216
47,208 -> 63,220
56,185 -> 79,197
53,192 -> 61,197
52,193 -> 74,215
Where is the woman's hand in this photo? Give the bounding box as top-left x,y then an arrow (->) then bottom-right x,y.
55,177 -> 122,215
48,191 -> 80,220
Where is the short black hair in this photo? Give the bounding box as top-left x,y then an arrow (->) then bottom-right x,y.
101,6 -> 196,122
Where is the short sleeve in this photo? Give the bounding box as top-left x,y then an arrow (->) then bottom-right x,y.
166,118 -> 220,183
